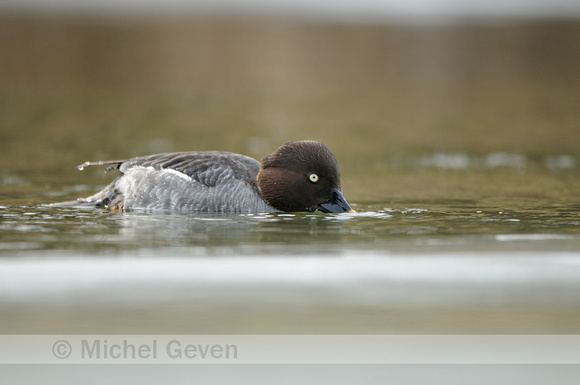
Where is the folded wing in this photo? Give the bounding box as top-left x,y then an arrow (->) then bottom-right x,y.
66,151 -> 273,212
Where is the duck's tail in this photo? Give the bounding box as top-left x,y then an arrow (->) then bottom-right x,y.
76,159 -> 126,172
49,158 -> 126,208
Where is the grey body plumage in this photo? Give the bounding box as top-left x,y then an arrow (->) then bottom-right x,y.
75,151 -> 275,212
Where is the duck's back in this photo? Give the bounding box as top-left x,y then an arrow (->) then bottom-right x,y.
78,151 -> 276,212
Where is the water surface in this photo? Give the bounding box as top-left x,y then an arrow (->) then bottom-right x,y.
2,177 -> 580,334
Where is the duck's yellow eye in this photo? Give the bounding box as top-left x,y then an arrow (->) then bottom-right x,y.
309,173 -> 319,183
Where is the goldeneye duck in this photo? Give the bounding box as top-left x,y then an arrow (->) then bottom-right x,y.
56,140 -> 355,213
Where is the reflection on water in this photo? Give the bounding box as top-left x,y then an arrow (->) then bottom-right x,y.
2,200 -> 580,256
2,194 -> 580,334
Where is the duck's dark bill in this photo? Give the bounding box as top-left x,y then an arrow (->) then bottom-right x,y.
318,189 -> 356,213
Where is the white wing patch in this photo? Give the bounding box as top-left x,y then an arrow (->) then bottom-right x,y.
160,167 -> 193,181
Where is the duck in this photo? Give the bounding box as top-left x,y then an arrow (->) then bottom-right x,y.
54,140 -> 355,213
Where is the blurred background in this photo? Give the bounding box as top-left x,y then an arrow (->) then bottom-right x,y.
1,0 -> 580,203
3,6 -> 580,382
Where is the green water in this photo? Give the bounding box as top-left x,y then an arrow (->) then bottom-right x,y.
2,199 -> 580,257
1,90 -> 580,334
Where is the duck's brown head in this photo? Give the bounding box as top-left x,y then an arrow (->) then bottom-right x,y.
257,141 -> 355,213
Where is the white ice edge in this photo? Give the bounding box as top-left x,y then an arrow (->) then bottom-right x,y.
2,252 -> 580,306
